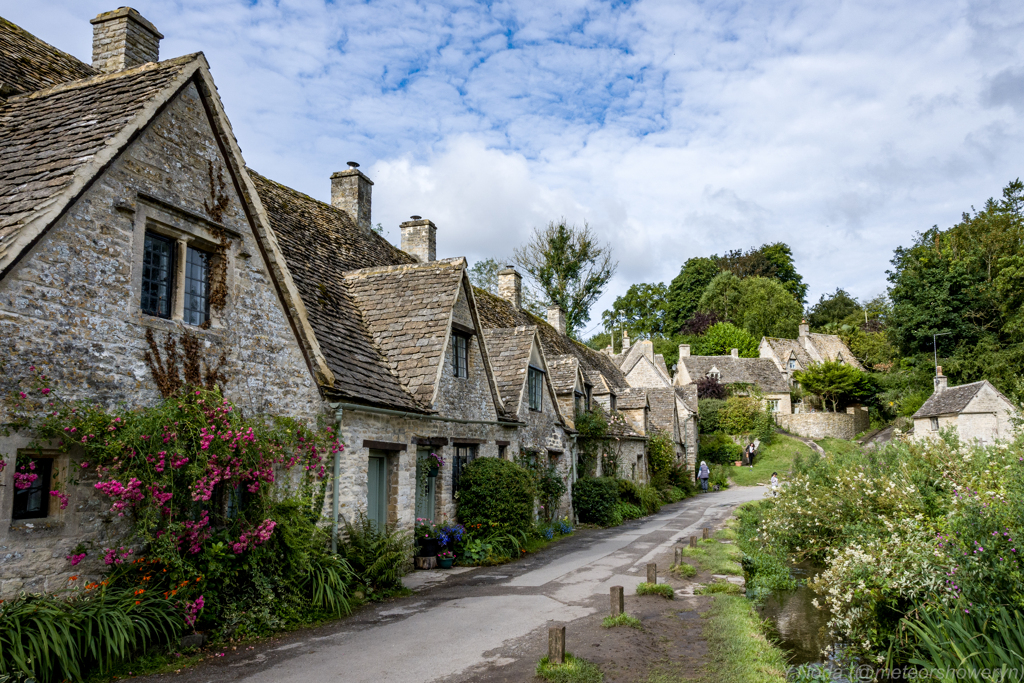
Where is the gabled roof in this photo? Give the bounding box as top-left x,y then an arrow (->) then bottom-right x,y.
0,56 -> 198,274
762,333 -> 864,371
343,258 -> 472,409
547,355 -> 582,395
482,326 -> 537,415
646,387 -> 677,435
675,385 -> 698,414
615,387 -> 648,410
0,17 -> 97,95
680,355 -> 789,393
655,354 -> 671,379
912,381 -> 1008,419
761,337 -> 813,369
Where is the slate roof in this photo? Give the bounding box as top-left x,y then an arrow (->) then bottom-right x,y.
585,370 -> 613,396
646,387 -> 677,434
680,355 -> 789,393
655,354 -> 671,379
249,169 -> 424,411
615,387 -> 648,410
675,385 -> 698,414
482,327 -> 536,414
473,288 -> 629,387
547,355 -> 581,395
0,17 -> 97,96
808,333 -> 864,370
0,56 -> 195,267
913,381 -> 987,418
762,334 -> 864,371
762,337 -> 813,370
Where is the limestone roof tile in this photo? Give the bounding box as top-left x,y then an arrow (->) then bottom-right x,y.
680,355 -> 789,393
675,385 -> 699,414
0,17 -> 97,95
482,327 -> 536,414
913,381 -> 987,418
615,387 -> 648,410
546,355 -> 580,395
646,387 -> 677,434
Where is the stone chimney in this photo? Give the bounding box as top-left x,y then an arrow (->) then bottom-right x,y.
679,344 -> 690,358
91,8 -> 162,74
400,216 -> 436,262
934,366 -> 948,394
622,330 -> 631,352
498,266 -> 522,310
547,305 -> 566,335
799,319 -> 810,338
331,162 -> 373,232
730,348 -> 739,358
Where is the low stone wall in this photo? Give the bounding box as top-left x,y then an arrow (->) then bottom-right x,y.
777,407 -> 869,441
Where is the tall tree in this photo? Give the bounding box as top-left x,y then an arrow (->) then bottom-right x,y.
716,242 -> 808,304
601,282 -> 668,339
664,257 -> 720,334
807,288 -> 862,330
698,274 -> 801,340
513,220 -> 617,337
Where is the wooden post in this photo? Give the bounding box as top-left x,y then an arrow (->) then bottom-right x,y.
647,562 -> 657,584
674,546 -> 683,565
689,535 -> 697,548
548,626 -> 565,665
610,586 -> 624,616
702,527 -> 710,540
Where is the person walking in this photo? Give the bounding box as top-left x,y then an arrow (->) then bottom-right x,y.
770,471 -> 779,497
698,461 -> 710,493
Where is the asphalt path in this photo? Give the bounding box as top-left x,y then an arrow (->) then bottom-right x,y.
162,485 -> 765,683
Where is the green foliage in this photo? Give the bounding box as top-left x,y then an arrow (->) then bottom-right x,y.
456,457 -> 536,536
698,274 -> 802,340
664,256 -> 721,334
672,561 -> 697,578
646,429 -> 675,486
699,595 -> 789,683
718,396 -> 761,434
602,613 -> 642,629
615,501 -> 643,521
793,361 -> 875,412
734,502 -> 797,603
517,451 -> 568,522
717,242 -> 808,304
901,605 -> 1024,674
695,580 -> 742,595
635,582 -> 675,599
728,435 -> 813,488
571,477 -> 620,526
601,282 -> 669,339
468,258 -> 545,316
0,584 -> 182,683
691,322 -> 759,357
574,409 -> 609,477
709,464 -> 729,489
536,653 -> 604,683
337,512 -> 409,599
698,433 -> 743,465
698,399 -> 727,434
807,288 -> 862,330
513,220 -> 617,337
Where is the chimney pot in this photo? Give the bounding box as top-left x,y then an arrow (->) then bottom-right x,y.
410,215 -> 421,220
799,320 -> 810,338
331,166 -> 374,233
400,218 -> 436,262
91,7 -> 162,73
679,344 -> 690,358
498,267 -> 522,310
731,348 -> 739,358
347,161 -> 359,168
622,330 -> 631,352
547,305 -> 566,336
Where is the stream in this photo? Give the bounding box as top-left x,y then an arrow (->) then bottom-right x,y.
756,562 -> 832,666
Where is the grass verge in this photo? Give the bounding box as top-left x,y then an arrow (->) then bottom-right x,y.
681,537 -> 743,576
671,562 -> 697,578
636,582 -> 675,599
602,613 -> 642,629
536,653 -> 604,683
816,437 -> 862,458
728,435 -> 815,487
733,501 -> 797,602
698,594 -> 788,683
695,580 -> 743,595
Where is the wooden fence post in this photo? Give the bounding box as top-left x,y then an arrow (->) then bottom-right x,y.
689,535 -> 697,548
610,586 -> 624,616
647,562 -> 657,584
702,527 -> 710,540
674,546 -> 684,565
548,626 -> 565,665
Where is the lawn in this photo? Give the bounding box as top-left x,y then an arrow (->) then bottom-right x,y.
728,435 -> 815,487
817,437 -> 863,458
680,532 -> 743,576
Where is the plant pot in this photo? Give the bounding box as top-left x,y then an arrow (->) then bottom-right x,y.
428,466 -> 439,478
734,461 -> 742,467
437,557 -> 454,569
417,538 -> 439,558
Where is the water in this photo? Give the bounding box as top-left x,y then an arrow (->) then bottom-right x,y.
757,562 -> 832,665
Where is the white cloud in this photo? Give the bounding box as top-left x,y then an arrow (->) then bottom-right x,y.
7,0 -> 1024,330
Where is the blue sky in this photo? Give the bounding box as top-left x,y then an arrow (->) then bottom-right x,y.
8,0 -> 1024,337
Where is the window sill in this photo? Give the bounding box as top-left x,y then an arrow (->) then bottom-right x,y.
9,519 -> 65,534
138,314 -> 226,342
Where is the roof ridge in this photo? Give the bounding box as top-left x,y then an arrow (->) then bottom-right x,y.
7,53 -> 202,101
343,256 -> 466,278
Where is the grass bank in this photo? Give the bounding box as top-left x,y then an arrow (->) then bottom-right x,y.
728,435 -> 816,487
697,594 -> 788,683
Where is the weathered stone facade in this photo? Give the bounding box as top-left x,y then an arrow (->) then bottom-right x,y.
912,376 -> 1018,446
776,406 -> 869,441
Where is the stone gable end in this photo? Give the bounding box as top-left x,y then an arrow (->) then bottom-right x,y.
432,280 -> 498,420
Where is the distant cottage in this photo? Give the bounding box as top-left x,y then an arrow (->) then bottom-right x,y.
912,368 -> 1018,446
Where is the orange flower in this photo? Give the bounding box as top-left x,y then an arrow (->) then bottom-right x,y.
69,575 -> 79,581
135,600 -> 141,605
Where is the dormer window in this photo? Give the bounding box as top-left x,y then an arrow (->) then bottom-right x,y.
141,230 -> 214,326
574,391 -> 584,417
453,333 -> 469,378
788,359 -> 797,370
528,366 -> 544,411
708,368 -> 721,381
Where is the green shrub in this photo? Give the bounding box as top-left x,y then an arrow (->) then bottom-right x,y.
672,562 -> 697,578
617,478 -> 641,505
698,398 -> 727,433
699,433 -> 743,465
338,511 -> 410,598
457,457 -> 536,536
635,582 -> 675,599
638,484 -> 662,515
719,396 -> 761,434
536,653 -> 604,683
615,501 -> 643,521
647,429 -> 675,488
572,477 -> 620,526
709,465 -> 729,489
753,411 -> 775,445
669,465 -> 698,497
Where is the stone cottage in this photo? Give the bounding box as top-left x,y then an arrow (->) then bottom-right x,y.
912,369 -> 1018,446
674,346 -> 792,415
0,10 -> 328,594
759,321 -> 865,388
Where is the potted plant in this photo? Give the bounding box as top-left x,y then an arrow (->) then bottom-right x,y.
415,518 -> 440,558
436,519 -> 465,551
437,549 -> 455,569
427,452 -> 444,477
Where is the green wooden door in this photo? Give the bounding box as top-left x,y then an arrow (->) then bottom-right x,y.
414,448 -> 436,522
367,452 -> 388,530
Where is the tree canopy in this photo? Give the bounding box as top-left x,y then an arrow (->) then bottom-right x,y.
601,282 -> 668,339
698,274 -> 802,340
793,361 -> 875,413
513,220 -> 617,337
664,257 -> 720,334
807,288 -> 862,330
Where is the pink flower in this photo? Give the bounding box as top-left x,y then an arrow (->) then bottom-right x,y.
40,388 -> 51,395
66,552 -> 86,566
50,490 -> 70,510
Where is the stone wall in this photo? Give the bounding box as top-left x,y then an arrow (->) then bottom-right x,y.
0,83 -> 323,597
776,406 -> 868,441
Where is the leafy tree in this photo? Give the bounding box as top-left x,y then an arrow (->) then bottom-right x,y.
696,375 -> 727,400
807,288 -> 861,330
717,242 -> 808,304
679,310 -> 719,336
698,275 -> 801,340
664,257 -> 720,334
513,220 -> 617,337
691,322 -> 758,357
601,282 -> 668,339
698,271 -> 745,323
793,361 -> 875,412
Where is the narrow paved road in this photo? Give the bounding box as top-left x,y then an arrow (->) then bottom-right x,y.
162,486 -> 764,683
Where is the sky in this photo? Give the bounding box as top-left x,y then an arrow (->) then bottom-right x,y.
7,0 -> 1024,339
